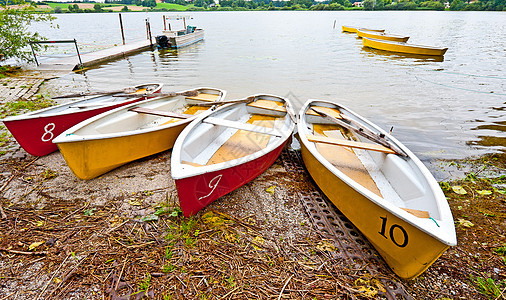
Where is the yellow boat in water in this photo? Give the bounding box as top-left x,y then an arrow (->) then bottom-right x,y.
53,88 -> 226,180
297,100 -> 456,279
342,25 -> 385,33
363,37 -> 448,56
357,29 -> 409,43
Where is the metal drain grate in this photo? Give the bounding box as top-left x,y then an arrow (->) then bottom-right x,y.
280,148 -> 413,300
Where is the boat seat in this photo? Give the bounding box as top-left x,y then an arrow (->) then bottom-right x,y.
205,115 -> 278,165
185,93 -> 220,102
247,99 -> 287,113
307,134 -> 396,155
401,208 -> 430,218
158,105 -> 210,126
313,124 -> 382,197
306,106 -> 342,119
203,117 -> 284,137
129,107 -> 192,119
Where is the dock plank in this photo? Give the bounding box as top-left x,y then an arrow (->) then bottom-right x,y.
37,39 -> 153,72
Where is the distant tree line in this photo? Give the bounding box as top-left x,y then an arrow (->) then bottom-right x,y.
161,0 -> 505,10
104,0 -> 156,7
361,0 -> 504,10
38,0 -> 506,12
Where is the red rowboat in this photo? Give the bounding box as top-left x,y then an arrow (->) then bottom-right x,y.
2,83 -> 162,156
171,94 -> 296,217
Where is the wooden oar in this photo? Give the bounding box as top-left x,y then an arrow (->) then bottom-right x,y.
311,107 -> 406,157
306,134 -> 396,154
129,107 -> 193,119
112,90 -> 199,98
195,96 -> 255,107
53,87 -> 138,99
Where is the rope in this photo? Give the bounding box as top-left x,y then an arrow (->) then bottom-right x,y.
414,75 -> 506,96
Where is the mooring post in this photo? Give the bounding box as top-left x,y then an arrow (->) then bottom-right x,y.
29,42 -> 39,66
119,13 -> 126,45
74,39 -> 83,69
146,19 -> 153,47
163,15 -> 166,31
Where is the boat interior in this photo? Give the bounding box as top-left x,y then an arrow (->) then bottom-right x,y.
71,89 -> 222,136
179,96 -> 292,167
303,102 -> 441,220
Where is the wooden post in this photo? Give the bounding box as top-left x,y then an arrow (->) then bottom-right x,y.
29,42 -> 39,66
183,17 -> 186,29
163,15 -> 166,31
119,13 -> 125,45
147,19 -> 153,47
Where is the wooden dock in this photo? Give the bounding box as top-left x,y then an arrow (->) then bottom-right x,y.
36,39 -> 153,72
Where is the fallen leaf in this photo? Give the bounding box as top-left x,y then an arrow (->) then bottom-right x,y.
316,240 -> 337,252
477,190 -> 492,195
457,218 -> 474,228
252,236 -> 265,250
128,199 -> 142,206
452,186 -> 467,195
28,241 -> 45,251
34,220 -> 45,227
266,186 -> 276,195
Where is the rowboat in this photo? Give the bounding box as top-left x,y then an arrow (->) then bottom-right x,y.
297,99 -> 456,279
2,83 -> 162,157
52,88 -> 226,180
342,25 -> 385,33
357,29 -> 409,43
171,94 -> 296,217
363,37 -> 448,56
156,16 -> 204,49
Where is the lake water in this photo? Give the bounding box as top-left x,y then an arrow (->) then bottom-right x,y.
32,11 -> 505,165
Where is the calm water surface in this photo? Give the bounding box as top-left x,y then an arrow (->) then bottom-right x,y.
33,11 -> 505,166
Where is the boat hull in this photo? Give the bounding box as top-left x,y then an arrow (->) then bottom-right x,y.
300,142 -> 449,279
57,122 -> 189,180
175,142 -> 287,217
3,99 -> 144,157
363,37 -> 448,56
357,30 -> 409,43
342,26 -> 384,33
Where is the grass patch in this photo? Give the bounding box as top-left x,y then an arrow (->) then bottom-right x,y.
154,3 -> 188,10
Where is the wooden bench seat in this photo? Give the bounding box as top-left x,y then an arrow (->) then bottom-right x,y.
203,117 -> 284,137
307,134 -> 396,155
306,105 -> 341,118
185,93 -> 220,102
247,99 -> 287,113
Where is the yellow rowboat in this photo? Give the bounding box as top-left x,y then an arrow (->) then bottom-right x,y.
342,25 -> 385,33
363,37 -> 448,56
297,100 -> 456,279
357,29 -> 409,43
53,88 -> 226,180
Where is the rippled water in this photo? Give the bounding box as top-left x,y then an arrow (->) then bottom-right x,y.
33,11 -> 505,162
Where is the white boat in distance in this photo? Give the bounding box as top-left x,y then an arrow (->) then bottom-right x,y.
156,16 -> 204,49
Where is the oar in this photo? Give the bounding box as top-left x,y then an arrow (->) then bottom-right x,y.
311,107 -> 407,157
195,96 -> 256,107
52,87 -> 138,99
112,90 -> 199,98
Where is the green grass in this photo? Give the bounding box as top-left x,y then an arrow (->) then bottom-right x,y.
154,3 -> 188,10
44,2 -> 71,9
